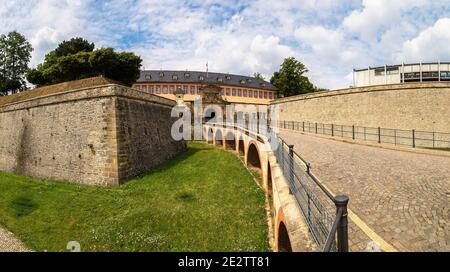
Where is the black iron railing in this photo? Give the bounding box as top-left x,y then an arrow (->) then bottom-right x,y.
278,120 -> 450,149
275,136 -> 349,252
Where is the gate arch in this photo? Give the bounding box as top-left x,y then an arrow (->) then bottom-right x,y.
277,221 -> 292,252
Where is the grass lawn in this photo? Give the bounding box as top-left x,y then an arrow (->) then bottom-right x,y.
0,142 -> 269,252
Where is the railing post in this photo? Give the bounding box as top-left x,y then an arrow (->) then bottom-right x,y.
412,129 -> 416,148
378,127 -> 381,144
331,124 -> 334,137
364,127 -> 366,141
288,145 -> 294,194
352,125 -> 355,140
303,122 -> 305,132
306,162 -> 311,175
315,123 -> 318,134
334,195 -> 349,252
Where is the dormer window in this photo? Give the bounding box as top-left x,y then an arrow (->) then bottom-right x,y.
226,75 -> 231,80
260,83 -> 266,87
217,77 -> 223,82
240,79 -> 246,84
199,76 -> 204,81
247,78 -> 252,83
184,72 -> 190,78
159,72 -> 164,77
145,74 -> 152,80
172,75 -> 178,80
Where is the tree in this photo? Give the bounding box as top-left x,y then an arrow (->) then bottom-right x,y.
0,31 -> 33,95
253,72 -> 265,81
26,37 -> 142,87
270,57 -> 317,97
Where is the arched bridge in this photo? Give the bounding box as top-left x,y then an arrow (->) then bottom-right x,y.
202,123 -> 350,252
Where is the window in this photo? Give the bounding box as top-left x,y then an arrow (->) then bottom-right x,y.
142,85 -> 147,93
170,85 -> 175,94
232,88 -> 236,96
172,75 -> 178,80
226,88 -> 230,96
254,90 -> 258,98
264,92 -> 268,99
149,86 -> 154,94
197,86 -> 201,94
163,85 -> 168,94
159,72 -> 164,77
247,79 -> 252,83
156,85 -> 161,94
240,79 -> 246,84
259,91 -> 263,98
269,92 -> 273,99
183,85 -> 188,94
260,83 -> 266,87
249,89 -> 253,97
243,89 -> 247,97
238,89 -> 242,96
184,72 -> 190,78
226,75 -> 231,80
220,88 -> 224,95
217,77 -> 223,82
190,86 -> 195,94
199,76 -> 204,81
145,74 -> 151,80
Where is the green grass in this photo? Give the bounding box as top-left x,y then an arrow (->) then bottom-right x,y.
0,142 -> 269,252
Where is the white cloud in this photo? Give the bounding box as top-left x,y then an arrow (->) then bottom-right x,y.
1,0 -> 450,89
398,18 -> 450,63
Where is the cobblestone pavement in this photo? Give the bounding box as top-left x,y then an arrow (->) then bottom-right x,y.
279,129 -> 450,252
0,226 -> 28,252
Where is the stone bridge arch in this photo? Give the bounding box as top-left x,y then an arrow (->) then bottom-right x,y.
225,130 -> 236,150
203,124 -> 316,252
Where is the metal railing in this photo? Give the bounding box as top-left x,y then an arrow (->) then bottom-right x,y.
278,120 -> 450,149
275,136 -> 349,252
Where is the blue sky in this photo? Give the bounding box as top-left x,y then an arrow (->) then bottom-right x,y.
1,0 -> 450,89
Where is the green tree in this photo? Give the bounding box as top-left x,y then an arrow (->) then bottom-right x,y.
253,72 -> 265,81
26,37 -> 142,87
270,57 -> 317,97
0,31 -> 33,95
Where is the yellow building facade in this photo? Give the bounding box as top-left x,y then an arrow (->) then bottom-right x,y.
133,70 -> 278,105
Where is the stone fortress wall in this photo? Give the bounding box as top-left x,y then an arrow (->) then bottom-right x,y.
0,77 -> 186,186
271,82 -> 450,134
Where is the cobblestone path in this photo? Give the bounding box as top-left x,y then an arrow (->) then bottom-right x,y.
0,226 -> 28,252
279,129 -> 450,252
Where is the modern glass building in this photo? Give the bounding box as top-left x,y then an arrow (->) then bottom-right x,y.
353,62 -> 450,87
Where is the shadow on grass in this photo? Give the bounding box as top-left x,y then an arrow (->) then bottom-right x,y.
9,196 -> 39,218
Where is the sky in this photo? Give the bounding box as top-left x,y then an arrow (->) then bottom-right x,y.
1,0 -> 450,89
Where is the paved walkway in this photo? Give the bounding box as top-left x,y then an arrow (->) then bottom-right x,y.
0,226 -> 28,252
279,129 -> 450,252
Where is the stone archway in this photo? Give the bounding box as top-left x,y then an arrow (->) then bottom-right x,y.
215,129 -> 223,147
207,128 -> 214,144
277,221 -> 292,252
238,136 -> 245,156
225,131 -> 236,150
246,143 -> 261,169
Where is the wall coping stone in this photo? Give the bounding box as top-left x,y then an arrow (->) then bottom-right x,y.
0,83 -> 176,113
271,82 -> 450,104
